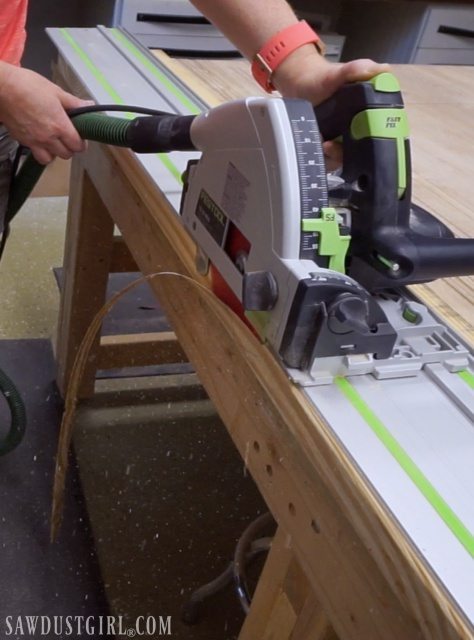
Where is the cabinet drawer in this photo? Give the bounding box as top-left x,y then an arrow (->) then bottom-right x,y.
413,47 -> 474,64
419,7 -> 474,49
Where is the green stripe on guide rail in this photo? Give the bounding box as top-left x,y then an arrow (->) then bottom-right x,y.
458,369 -> 474,390
60,28 -> 184,184
60,28 -> 124,106
335,376 -> 474,558
110,29 -> 201,115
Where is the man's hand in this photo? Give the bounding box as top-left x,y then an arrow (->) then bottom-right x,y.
0,63 -> 92,164
274,50 -> 390,104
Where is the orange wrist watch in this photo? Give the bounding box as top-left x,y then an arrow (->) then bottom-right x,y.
251,20 -> 325,93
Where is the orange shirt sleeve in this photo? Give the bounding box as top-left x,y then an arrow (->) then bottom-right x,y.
0,0 -> 28,66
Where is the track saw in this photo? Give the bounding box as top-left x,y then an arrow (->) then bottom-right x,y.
179,72 -> 474,385
7,71 -> 474,387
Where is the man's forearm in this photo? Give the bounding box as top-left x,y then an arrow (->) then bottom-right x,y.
189,0 -> 299,59
188,0 -> 388,107
188,0 -> 325,96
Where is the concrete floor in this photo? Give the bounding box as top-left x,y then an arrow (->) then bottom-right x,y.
74,374 -> 267,639
0,339 -> 113,634
1,195 -> 267,639
0,196 -> 68,339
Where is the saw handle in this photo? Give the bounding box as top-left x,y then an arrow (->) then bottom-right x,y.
314,74 -> 404,142
314,72 -> 474,289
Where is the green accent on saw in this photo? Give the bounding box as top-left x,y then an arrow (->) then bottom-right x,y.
370,72 -> 400,93
334,376 -> 474,558
376,254 -> 396,270
351,107 -> 409,199
245,311 -> 270,339
60,28 -> 183,184
402,304 -> 421,325
110,29 -> 201,116
301,208 -> 350,273
351,108 -> 409,140
458,369 -> 474,390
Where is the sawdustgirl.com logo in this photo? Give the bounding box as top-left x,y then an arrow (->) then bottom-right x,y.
4,615 -> 172,637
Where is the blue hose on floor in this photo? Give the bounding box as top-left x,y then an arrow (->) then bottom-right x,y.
0,366 -> 26,455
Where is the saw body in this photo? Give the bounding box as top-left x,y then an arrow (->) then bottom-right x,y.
179,73 -> 474,382
181,96 -> 397,371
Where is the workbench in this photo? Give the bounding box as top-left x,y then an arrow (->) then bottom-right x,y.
51,43 -> 474,640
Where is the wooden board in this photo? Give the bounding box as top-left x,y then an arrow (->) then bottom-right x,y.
30,158 -> 71,198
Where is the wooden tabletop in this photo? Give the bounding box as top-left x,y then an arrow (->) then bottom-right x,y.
157,55 -> 474,346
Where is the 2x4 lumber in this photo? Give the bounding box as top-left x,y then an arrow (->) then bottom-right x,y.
238,527 -> 296,640
98,332 -> 187,369
110,236 -> 139,273
55,163 -> 115,398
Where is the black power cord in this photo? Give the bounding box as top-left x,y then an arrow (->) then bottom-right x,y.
66,103 -> 173,117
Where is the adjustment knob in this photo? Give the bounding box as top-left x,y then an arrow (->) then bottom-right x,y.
327,293 -> 372,335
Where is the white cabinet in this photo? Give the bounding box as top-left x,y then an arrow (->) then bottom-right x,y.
338,1 -> 474,64
114,0 -> 238,54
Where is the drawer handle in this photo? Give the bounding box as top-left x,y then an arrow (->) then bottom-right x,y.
438,24 -> 474,38
137,12 -> 210,25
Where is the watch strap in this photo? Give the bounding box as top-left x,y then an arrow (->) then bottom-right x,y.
251,21 -> 325,93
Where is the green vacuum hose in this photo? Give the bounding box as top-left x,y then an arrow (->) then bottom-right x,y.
0,366 -> 26,456
6,110 -> 195,226
6,113 -> 133,225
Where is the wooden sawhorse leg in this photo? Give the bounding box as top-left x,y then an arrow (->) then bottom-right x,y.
239,526 -> 338,640
55,157 -> 114,398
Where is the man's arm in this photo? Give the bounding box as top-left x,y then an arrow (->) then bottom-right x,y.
190,0 -> 388,104
190,0 -> 301,58
0,62 -> 90,164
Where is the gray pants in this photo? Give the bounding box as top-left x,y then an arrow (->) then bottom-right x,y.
0,125 -> 19,235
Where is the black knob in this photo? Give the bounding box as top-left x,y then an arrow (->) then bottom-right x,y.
327,293 -> 372,335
